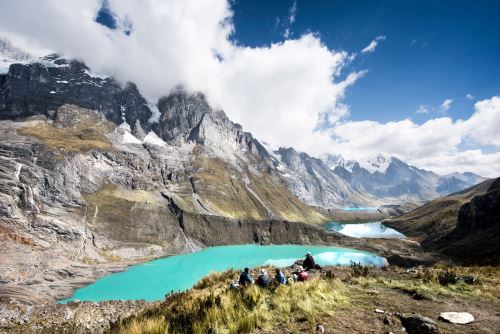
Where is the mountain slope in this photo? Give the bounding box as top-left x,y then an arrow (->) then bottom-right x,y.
385,178 -> 500,263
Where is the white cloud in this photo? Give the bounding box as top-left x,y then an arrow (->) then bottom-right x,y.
416,104 -> 431,114
283,1 -> 297,38
466,93 -> 475,100
327,96 -> 500,177
288,1 -> 297,24
440,98 -> 453,112
415,98 -> 453,115
361,35 -> 386,54
462,96 -> 500,147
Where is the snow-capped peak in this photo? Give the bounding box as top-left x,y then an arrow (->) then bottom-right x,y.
358,154 -> 392,173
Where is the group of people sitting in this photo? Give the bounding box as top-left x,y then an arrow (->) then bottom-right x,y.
234,252 -> 319,288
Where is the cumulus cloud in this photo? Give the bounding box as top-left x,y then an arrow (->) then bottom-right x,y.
361,35 -> 386,54
466,93 -> 475,100
328,96 -> 500,177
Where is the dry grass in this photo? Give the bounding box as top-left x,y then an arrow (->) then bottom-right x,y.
16,107 -> 115,153
114,270 -> 349,334
118,317 -> 167,334
354,265 -> 500,300
191,154 -> 328,224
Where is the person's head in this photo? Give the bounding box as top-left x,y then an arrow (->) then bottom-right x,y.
306,252 -> 312,257
275,268 -> 281,274
244,267 -> 249,273
260,269 -> 267,276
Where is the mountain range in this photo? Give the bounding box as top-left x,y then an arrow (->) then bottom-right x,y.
0,39 -> 487,219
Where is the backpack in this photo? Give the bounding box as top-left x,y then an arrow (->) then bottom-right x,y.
297,271 -> 308,281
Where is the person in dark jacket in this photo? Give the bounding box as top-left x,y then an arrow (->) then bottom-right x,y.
238,267 -> 254,287
257,269 -> 270,287
303,252 -> 316,271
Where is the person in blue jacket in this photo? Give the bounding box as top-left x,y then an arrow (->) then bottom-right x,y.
238,267 -> 254,287
275,269 -> 286,285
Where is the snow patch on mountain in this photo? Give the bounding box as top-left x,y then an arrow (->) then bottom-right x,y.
148,102 -> 161,123
358,154 -> 392,173
143,131 -> 167,147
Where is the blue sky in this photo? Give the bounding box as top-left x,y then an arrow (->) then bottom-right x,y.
231,0 -> 500,124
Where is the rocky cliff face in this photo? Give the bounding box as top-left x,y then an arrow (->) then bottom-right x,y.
275,147 -> 376,208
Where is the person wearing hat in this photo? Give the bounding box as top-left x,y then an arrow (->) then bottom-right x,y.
257,269 -> 270,287
296,266 -> 309,281
303,252 -> 316,271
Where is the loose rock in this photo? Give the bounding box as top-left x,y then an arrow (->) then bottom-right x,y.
438,312 -> 474,324
397,313 -> 437,334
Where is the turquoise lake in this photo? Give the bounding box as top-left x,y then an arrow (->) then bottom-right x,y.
60,244 -> 387,302
325,221 -> 405,239
342,207 -> 378,211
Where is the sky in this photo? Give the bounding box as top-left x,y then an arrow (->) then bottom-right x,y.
0,0 -> 499,177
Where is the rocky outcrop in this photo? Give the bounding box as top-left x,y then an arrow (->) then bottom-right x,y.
188,110 -> 269,162
397,313 -> 438,334
157,89 -> 211,141
0,56 -> 152,136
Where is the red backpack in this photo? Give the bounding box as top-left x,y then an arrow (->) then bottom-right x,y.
297,271 -> 308,281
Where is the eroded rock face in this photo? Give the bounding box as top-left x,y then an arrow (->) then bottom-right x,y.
0,57 -> 152,135
157,89 -> 211,141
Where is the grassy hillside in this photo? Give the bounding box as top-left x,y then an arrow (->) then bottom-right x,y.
384,178 -> 500,263
384,179 -> 494,241
188,153 -> 329,224
112,265 -> 500,334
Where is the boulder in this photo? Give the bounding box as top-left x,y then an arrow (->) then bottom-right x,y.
397,313 -> 437,334
438,312 -> 474,324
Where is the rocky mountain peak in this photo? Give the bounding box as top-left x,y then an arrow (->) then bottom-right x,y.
157,88 -> 211,142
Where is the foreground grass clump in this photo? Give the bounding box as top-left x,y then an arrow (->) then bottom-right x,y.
115,269 -> 348,334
